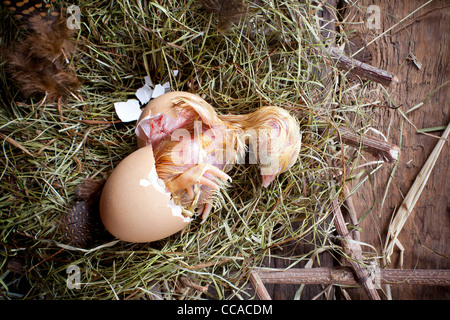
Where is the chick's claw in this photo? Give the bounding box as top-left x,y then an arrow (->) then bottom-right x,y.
165,163 -> 231,197
196,202 -> 214,223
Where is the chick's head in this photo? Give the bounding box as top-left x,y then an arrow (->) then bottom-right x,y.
244,106 -> 301,187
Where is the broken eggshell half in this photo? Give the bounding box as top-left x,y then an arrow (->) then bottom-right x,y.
99,145 -> 191,243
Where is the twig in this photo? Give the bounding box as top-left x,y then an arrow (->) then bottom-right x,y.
315,46 -> 399,87
179,276 -> 209,293
249,271 -> 272,300
255,267 -> 450,286
339,127 -> 400,163
342,186 -> 360,242
332,199 -> 381,300
317,126 -> 399,163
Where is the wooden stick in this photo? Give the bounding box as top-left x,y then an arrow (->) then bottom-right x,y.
179,276 -> 209,293
384,122 -> 450,264
316,46 -> 399,86
256,267 -> 450,286
249,271 -> 272,300
342,186 -> 360,242
339,127 -> 400,163
332,199 -> 381,300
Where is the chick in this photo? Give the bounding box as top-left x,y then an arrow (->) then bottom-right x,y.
137,96 -> 243,220
136,94 -> 301,221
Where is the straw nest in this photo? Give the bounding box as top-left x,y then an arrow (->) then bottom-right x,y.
1,0 -> 382,299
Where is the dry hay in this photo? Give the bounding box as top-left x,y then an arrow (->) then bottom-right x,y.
0,0 -> 386,299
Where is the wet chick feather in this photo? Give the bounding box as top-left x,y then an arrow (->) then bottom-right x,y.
219,106 -> 301,186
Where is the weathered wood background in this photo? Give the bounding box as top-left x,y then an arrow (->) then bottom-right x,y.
344,0 -> 449,300
266,0 -> 449,300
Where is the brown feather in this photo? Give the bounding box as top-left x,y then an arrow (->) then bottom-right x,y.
4,12 -> 81,101
56,178 -> 109,247
75,177 -> 107,206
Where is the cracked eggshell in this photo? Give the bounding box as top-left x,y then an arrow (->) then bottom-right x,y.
137,91 -> 203,148
99,145 -> 190,243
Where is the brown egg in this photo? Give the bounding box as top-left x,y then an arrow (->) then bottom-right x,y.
136,91 -> 207,148
99,145 -> 191,243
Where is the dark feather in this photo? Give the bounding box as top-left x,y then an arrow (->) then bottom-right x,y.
75,177 -> 107,206
4,10 -> 81,101
57,201 -> 96,247
56,178 -> 109,247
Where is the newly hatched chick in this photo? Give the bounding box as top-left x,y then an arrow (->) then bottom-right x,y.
137,95 -> 244,220
136,93 -> 301,221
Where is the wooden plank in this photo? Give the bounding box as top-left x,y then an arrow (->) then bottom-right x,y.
343,0 -> 450,299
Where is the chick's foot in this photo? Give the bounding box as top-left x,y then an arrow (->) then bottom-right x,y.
165,163 -> 231,198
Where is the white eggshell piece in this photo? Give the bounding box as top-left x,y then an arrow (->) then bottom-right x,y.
144,75 -> 153,88
135,84 -> 154,104
162,82 -> 171,91
114,99 -> 142,122
151,84 -> 166,98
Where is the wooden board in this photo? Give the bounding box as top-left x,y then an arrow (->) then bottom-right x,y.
263,0 -> 449,300
259,0 -> 449,300
343,0 -> 449,299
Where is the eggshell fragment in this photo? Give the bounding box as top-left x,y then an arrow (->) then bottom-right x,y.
114,99 -> 142,122
135,84 -> 153,104
99,145 -> 190,243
